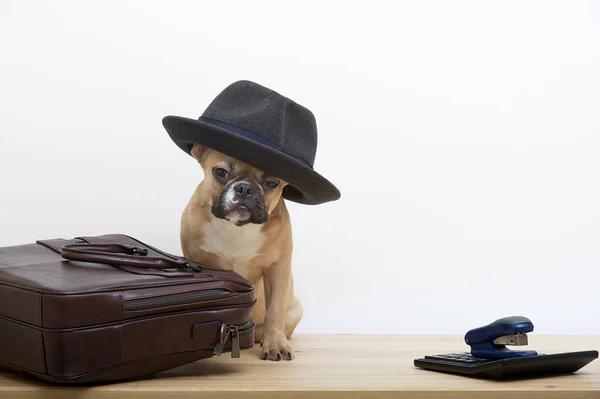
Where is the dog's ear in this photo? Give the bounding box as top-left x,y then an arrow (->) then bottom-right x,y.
190,143 -> 208,162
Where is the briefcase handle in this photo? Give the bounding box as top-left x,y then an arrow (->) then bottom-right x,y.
60,243 -> 202,272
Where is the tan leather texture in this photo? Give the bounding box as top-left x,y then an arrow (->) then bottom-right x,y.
0,234 -> 256,384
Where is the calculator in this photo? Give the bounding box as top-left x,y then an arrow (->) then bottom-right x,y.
414,350 -> 599,380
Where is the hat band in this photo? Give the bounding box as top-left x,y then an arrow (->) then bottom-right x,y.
199,117 -> 312,168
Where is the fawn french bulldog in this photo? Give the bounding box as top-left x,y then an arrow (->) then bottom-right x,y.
180,144 -> 302,361
163,81 -> 341,360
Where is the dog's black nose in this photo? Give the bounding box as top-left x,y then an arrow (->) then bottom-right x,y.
234,182 -> 254,199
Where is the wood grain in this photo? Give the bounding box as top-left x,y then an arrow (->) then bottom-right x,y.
0,334 -> 598,399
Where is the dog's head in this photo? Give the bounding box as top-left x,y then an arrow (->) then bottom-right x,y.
191,144 -> 288,226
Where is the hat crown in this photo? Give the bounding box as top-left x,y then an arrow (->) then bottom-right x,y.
201,80 -> 317,167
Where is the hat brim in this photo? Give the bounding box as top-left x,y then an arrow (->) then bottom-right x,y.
162,116 -> 341,205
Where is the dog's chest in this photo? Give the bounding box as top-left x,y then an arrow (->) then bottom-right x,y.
200,219 -> 265,275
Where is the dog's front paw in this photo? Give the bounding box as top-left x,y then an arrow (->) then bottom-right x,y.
260,332 -> 294,361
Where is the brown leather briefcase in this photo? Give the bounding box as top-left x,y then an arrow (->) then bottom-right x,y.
0,233 -> 256,384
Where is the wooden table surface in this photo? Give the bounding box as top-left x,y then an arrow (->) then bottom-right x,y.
0,334 -> 598,399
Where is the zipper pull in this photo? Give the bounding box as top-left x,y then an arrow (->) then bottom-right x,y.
212,324 -> 241,358
213,325 -> 231,356
230,326 -> 240,358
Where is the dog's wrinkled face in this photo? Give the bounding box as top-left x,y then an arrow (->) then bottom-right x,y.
191,144 -> 287,226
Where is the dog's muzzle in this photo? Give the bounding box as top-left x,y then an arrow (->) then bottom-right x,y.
212,180 -> 268,225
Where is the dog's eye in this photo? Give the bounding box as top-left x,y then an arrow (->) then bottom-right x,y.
264,180 -> 279,188
213,168 -> 229,179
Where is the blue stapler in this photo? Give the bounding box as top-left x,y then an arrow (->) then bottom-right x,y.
464,315 -> 538,359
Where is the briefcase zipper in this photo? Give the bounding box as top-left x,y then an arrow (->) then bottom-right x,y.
123,289 -> 236,311
213,320 -> 254,358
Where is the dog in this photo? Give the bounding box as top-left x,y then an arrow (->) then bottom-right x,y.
180,143 -> 303,361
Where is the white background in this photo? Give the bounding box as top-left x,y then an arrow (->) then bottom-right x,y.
1,1 -> 599,336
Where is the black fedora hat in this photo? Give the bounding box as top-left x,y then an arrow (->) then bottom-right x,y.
162,80 -> 340,205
